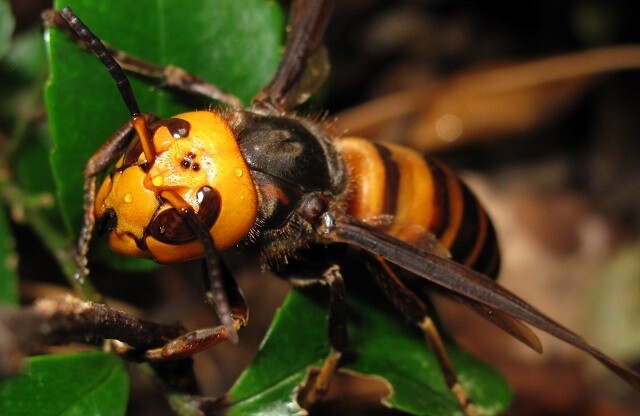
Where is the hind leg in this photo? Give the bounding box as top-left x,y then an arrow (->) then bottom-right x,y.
369,255 -> 478,416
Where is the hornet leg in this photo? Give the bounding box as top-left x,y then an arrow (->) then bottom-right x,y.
76,117 -> 155,298
291,265 -> 347,410
370,255 -> 478,416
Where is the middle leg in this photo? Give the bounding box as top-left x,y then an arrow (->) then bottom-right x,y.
290,264 -> 348,410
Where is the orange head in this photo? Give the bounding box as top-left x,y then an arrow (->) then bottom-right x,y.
94,111 -> 258,263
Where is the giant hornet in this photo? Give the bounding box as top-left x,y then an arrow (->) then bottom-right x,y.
43,0 -> 640,414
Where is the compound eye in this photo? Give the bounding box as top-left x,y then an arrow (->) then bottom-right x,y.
147,186 -> 221,244
149,117 -> 190,139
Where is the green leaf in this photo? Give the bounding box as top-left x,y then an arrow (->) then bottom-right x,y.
226,289 -> 328,416
0,207 -> 18,306
227,287 -> 511,416
44,0 -> 284,239
0,0 -> 15,60
0,27 -> 67,282
13,122 -> 61,227
0,351 -> 129,416
5,28 -> 61,228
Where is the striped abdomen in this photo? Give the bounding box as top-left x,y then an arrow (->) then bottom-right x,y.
335,137 -> 500,278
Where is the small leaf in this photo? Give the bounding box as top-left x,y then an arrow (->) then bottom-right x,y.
0,352 -> 129,416
0,28 -> 48,141
0,27 -> 67,276
0,0 -> 15,60
0,26 -> 65,240
0,207 -> 18,306
227,287 -> 511,416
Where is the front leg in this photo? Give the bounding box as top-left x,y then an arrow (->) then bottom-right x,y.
75,113 -> 159,292
142,258 -> 249,361
112,189 -> 251,360
159,190 -> 245,347
75,118 -> 154,294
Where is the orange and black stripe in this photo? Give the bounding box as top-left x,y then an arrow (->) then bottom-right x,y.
336,137 -> 500,278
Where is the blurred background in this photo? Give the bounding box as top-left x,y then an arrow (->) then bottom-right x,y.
3,0 -> 640,415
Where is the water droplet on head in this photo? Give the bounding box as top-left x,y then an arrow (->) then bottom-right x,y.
235,168 -> 243,178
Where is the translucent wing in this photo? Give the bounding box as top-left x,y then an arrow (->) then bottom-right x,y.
327,215 -> 640,389
454,296 -> 543,353
365,214 -> 542,353
361,214 -> 451,258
